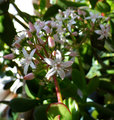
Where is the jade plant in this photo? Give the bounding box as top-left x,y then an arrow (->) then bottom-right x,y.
1,0 -> 114,120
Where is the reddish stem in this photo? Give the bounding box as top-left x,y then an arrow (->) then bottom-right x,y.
53,75 -> 63,103
42,45 -> 49,58
35,51 -> 44,60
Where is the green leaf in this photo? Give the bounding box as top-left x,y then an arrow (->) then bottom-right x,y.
99,81 -> 114,94
72,69 -> 86,91
81,102 -> 114,118
96,1 -> 111,13
86,77 -> 99,95
54,115 -> 61,120
47,103 -> 72,120
63,98 -> 80,120
6,70 -> 13,76
9,98 -> 38,112
4,81 -> 14,90
0,13 -> 16,47
89,0 -> 98,8
86,58 -> 101,79
12,2 -> 36,23
25,84 -> 35,99
26,79 -> 39,97
0,0 -> 9,13
60,78 -> 81,102
107,104 -> 114,111
110,18 -> 114,43
57,0 -> 87,8
40,0 -> 46,10
43,5 -> 63,20
34,105 -> 48,120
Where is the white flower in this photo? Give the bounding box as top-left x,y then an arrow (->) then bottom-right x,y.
53,34 -> 64,44
34,20 -> 45,34
95,24 -> 110,40
63,8 -> 74,19
67,19 -> 76,32
44,50 -> 73,80
85,12 -> 102,23
22,48 -> 36,75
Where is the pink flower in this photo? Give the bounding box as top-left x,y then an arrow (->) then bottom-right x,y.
48,36 -> 55,48
3,53 -> 15,60
24,73 -> 35,80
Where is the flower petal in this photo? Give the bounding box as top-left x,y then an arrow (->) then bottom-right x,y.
61,61 -> 73,68
56,50 -> 62,62
30,49 -> 36,58
85,16 -> 90,20
22,48 -> 29,57
98,35 -> 104,40
95,30 -> 102,35
24,64 -> 29,75
44,58 -> 54,66
30,61 -> 36,69
92,18 -> 96,23
57,68 -> 65,80
100,24 -> 104,30
46,68 -> 56,79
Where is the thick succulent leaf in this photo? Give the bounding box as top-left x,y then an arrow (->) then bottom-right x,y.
86,77 -> 99,96
43,5 -> 63,20
89,0 -> 98,8
63,98 -> 80,120
72,69 -> 86,91
47,103 -> 72,120
57,0 -> 87,8
9,98 -> 38,112
54,115 -> 61,120
96,1 -> 111,13
34,105 -> 48,120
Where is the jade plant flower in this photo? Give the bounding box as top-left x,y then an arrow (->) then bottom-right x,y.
86,12 -> 102,23
22,48 -> 36,75
12,34 -> 26,48
44,50 -> 73,80
95,24 -> 110,40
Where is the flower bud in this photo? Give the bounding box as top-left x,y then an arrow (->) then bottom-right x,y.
15,43 -> 21,48
36,44 -> 42,50
48,36 -> 55,48
24,73 -> 35,80
38,38 -> 44,45
52,50 -> 56,56
26,30 -> 32,38
3,53 -> 15,60
29,22 -> 35,32
72,32 -> 78,36
28,40 -> 33,45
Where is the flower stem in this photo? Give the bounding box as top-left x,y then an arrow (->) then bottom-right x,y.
42,45 -> 49,58
53,75 -> 63,103
35,50 -> 44,60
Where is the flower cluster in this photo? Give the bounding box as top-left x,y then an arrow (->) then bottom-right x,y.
4,8 -> 111,81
